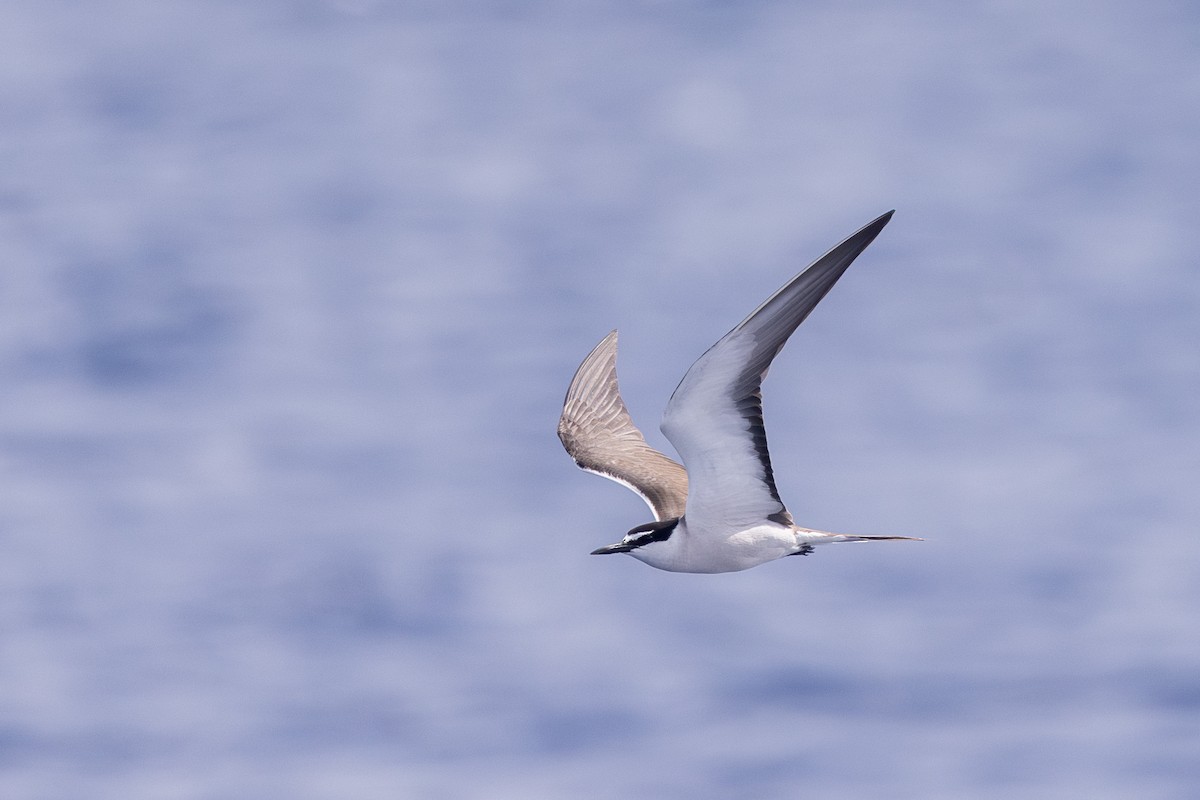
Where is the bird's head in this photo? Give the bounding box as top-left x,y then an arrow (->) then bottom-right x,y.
590,517 -> 680,556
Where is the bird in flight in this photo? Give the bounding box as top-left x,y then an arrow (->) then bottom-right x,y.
557,211 -> 920,573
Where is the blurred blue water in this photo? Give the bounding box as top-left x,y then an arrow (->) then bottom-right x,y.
1,1 -> 1199,798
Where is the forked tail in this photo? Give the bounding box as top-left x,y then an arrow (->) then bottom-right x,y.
803,530 -> 924,545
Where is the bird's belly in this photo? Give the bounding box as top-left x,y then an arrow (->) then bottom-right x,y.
630,523 -> 797,574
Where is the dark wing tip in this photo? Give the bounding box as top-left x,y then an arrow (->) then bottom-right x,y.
852,209 -> 895,245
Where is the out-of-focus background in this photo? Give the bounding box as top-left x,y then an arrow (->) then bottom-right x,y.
2,2 -> 1198,798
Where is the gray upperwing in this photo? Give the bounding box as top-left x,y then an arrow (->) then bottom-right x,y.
557,330 -> 689,521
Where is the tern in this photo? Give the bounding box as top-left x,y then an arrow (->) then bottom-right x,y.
557,211 -> 920,573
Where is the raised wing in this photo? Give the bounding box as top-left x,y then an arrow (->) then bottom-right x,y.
660,211 -> 893,529
558,330 -> 689,521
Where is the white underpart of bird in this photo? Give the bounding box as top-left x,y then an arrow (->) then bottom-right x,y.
557,211 -> 922,573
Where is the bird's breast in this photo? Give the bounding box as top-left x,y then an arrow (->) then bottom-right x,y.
628,519 -> 798,573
